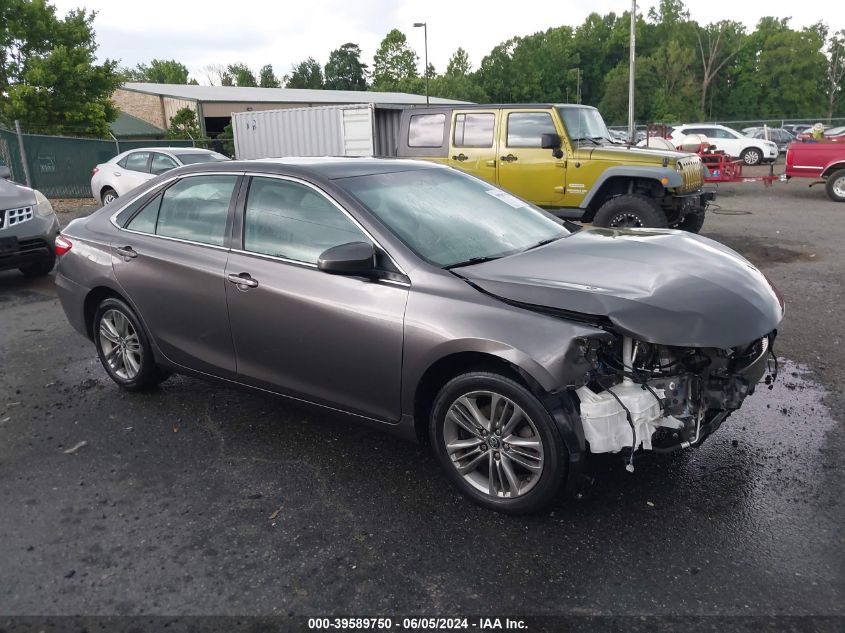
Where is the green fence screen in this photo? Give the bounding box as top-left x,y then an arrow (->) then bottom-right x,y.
0,127 -> 209,198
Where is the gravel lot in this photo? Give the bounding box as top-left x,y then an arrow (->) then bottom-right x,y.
0,173 -> 842,624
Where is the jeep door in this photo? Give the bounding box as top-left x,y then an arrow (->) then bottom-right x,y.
496,110 -> 565,206
447,110 -> 499,184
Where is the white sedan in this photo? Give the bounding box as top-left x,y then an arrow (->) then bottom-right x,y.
90,148 -> 229,206
668,124 -> 778,165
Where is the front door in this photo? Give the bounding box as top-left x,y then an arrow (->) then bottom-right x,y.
496,110 -> 566,206
111,174 -> 240,376
447,110 -> 499,184
224,175 -> 408,421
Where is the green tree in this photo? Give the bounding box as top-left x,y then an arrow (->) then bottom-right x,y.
166,106 -> 201,138
446,48 -> 472,75
227,63 -> 257,87
0,2 -> 120,137
695,21 -> 745,116
372,29 -> 418,91
258,64 -> 280,88
324,43 -> 368,90
573,12 -> 620,105
286,57 -> 323,89
124,59 -> 189,84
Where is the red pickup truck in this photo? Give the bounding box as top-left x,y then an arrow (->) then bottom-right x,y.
784,142 -> 845,202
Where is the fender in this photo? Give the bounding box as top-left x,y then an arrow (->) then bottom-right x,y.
580,166 -> 683,208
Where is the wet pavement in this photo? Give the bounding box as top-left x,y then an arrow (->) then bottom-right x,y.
0,188 -> 843,619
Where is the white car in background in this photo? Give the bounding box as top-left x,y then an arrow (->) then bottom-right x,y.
667,124 -> 778,165
90,148 -> 229,206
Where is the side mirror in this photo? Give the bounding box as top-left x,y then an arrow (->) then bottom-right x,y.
0,166 -> 10,180
541,133 -> 564,159
317,241 -> 375,275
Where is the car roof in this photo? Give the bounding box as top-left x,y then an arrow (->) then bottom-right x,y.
122,147 -> 219,154
173,157 -> 444,180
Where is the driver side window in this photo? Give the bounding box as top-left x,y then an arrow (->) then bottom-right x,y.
243,177 -> 369,265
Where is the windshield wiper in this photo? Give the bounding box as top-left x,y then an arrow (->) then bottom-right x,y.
444,255 -> 505,270
571,136 -> 601,145
524,235 -> 564,251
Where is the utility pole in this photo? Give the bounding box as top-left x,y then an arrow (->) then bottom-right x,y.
627,0 -> 636,143
414,22 -> 429,106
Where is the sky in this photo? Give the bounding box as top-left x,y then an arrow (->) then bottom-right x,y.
49,0 -> 842,84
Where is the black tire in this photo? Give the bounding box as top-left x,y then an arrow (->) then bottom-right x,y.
741,148 -> 762,166
592,194 -> 669,229
825,169 -> 845,203
101,187 -> 118,206
93,297 -> 164,391
19,252 -> 56,277
429,372 -> 568,514
676,209 -> 706,233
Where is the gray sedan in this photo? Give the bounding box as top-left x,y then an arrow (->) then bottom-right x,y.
55,159 -> 784,513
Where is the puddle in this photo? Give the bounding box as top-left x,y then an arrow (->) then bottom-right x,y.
704,232 -> 818,266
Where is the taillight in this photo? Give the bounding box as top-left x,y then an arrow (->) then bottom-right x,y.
55,234 -> 73,256
92,166 -> 99,176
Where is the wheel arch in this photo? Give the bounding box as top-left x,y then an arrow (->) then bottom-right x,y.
581,172 -> 673,221
822,162 -> 845,179
83,286 -> 128,340
412,351 -> 549,445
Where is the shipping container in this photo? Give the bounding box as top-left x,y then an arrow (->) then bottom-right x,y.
232,103 -> 404,160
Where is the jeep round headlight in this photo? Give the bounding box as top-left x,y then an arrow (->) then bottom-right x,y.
33,190 -> 55,217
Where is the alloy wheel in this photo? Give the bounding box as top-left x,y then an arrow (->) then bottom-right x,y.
609,212 -> 644,228
98,309 -> 142,380
443,390 -> 544,498
744,150 -> 760,165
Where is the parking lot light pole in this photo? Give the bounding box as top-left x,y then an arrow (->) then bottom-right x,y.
628,0 -> 636,143
414,22 -> 429,106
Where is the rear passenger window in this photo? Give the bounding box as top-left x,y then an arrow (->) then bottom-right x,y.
409,113 -> 446,147
155,175 -> 238,246
120,152 -> 151,172
243,177 -> 368,264
126,194 -> 162,234
506,113 -> 557,147
454,113 -> 494,147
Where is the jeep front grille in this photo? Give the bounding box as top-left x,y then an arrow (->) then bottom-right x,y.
676,157 -> 704,193
0,206 -> 34,229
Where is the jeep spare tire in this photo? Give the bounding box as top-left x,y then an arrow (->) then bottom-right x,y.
592,194 -> 669,229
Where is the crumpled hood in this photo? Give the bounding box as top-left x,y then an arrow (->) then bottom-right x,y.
458,228 -> 784,349
0,178 -> 36,211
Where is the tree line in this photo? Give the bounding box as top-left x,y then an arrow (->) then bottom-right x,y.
2,0 -> 843,139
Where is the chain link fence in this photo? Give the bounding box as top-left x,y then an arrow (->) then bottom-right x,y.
0,125 -> 221,198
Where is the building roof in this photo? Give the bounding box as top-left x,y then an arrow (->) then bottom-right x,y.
109,111 -> 166,137
121,82 -> 469,105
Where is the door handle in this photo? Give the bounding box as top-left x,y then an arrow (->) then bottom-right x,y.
451,153 -> 468,162
227,272 -> 259,289
114,172 -> 122,177
115,246 -> 137,260
500,154 -> 518,163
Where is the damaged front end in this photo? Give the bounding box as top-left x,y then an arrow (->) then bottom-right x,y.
575,332 -> 777,462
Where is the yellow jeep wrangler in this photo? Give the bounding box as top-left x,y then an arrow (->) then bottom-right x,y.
397,104 -> 711,231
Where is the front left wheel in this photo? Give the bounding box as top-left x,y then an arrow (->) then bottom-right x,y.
93,297 -> 165,391
429,372 -> 568,514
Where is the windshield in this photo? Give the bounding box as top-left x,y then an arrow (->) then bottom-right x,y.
558,107 -> 611,142
175,152 -> 229,164
336,168 -> 570,268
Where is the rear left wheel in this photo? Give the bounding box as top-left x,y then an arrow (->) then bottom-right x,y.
101,187 -> 118,206
429,372 -> 567,514
94,297 -> 165,391
825,169 -> 845,202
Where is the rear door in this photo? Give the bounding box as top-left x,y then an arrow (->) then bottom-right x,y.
447,109 -> 499,184
114,151 -> 154,195
224,175 -> 408,421
111,173 -> 241,376
496,110 -> 565,206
